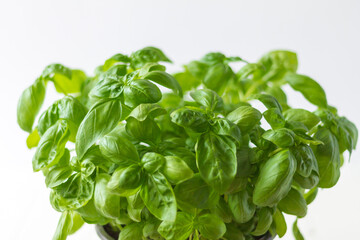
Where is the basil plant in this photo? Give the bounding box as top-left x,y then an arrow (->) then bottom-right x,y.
18,47 -> 358,240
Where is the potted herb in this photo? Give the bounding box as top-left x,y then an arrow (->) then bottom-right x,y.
18,47 -> 358,240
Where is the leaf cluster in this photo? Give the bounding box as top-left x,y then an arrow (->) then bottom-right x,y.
18,47 -> 358,240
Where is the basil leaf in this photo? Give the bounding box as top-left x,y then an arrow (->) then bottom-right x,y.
130,46 -> 171,69
312,128 -> 341,188
210,118 -> 242,142
285,73 -> 327,108
262,128 -> 295,148
128,103 -> 166,121
253,149 -> 296,206
127,192 -> 144,222
195,213 -> 226,239
26,128 -> 40,149
143,70 -> 183,96
278,188 -> 307,217
126,117 -> 161,144
141,152 -> 165,174
190,89 -> 224,111
75,198 -> 108,225
158,212 -> 194,240
33,120 -> 70,172
292,219 -> 305,240
161,156 -> 194,184
123,79 -> 162,108
53,211 -> 75,240
226,106 -> 262,133
283,109 -> 320,130
304,187 -> 318,205
174,174 -> 219,211
258,50 -> 298,82
118,222 -> 144,240
89,76 -> 124,101
252,93 -> 282,112
228,189 -> 256,224
170,107 -> 209,133
99,131 -> 139,166
17,78 -> 46,132
196,132 -> 237,193
38,96 -> 87,142
45,149 -> 72,188
173,70 -> 201,92
223,222 -> 246,240
107,165 -> 144,196
76,99 -> 122,159
251,208 -> 273,236
51,173 -> 94,211
140,172 -> 177,221
203,63 -> 233,92
337,117 -> 358,153
94,174 -> 122,219
263,108 -> 286,129
103,53 -> 130,71
273,209 -> 287,238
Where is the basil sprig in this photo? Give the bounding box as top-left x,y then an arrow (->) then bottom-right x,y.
18,47 -> 358,240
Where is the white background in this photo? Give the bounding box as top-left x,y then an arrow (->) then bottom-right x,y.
1,0 -> 360,239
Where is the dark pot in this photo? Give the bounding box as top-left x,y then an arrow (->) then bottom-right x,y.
95,224 -> 275,240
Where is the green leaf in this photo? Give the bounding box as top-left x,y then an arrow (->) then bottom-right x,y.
292,219 -> 305,240
223,222 -> 246,240
203,63 -> 233,92
140,172 -> 177,221
126,117 -> 161,144
130,46 -> 171,69
262,128 -> 295,148
45,149 -> 72,188
124,79 -> 162,108
273,209 -> 287,238
51,173 -> 94,211
173,70 -> 201,92
161,156 -> 194,184
143,70 -> 183,96
195,213 -> 226,239
226,106 -> 262,133
211,197 -> 233,223
170,107 -> 209,133
285,73 -> 327,108
251,208 -> 273,236
304,187 -> 318,205
94,174 -> 122,219
283,109 -> 320,130
174,174 -> 219,211
312,128 -> 341,188
190,89 -> 224,111
89,75 -> 124,101
263,108 -> 286,129
196,132 -> 237,193
103,53 -> 130,71
76,99 -> 122,159
293,145 -> 319,178
158,212 -> 194,240
99,131 -> 139,166
107,165 -> 144,196
258,50 -> 298,82
33,120 -> 70,172
337,117 -> 358,153
228,189 -> 256,224
26,128 -> 40,149
38,96 -> 87,142
253,149 -> 296,206
278,188 -> 307,217
210,118 -> 242,143
252,93 -> 282,112
52,211 -> 74,240
118,223 -> 144,240
141,152 -> 165,174
127,192 -> 144,222
128,103 -> 166,121
17,78 -> 46,132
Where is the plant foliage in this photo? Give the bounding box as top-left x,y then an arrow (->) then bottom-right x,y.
18,47 -> 358,240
